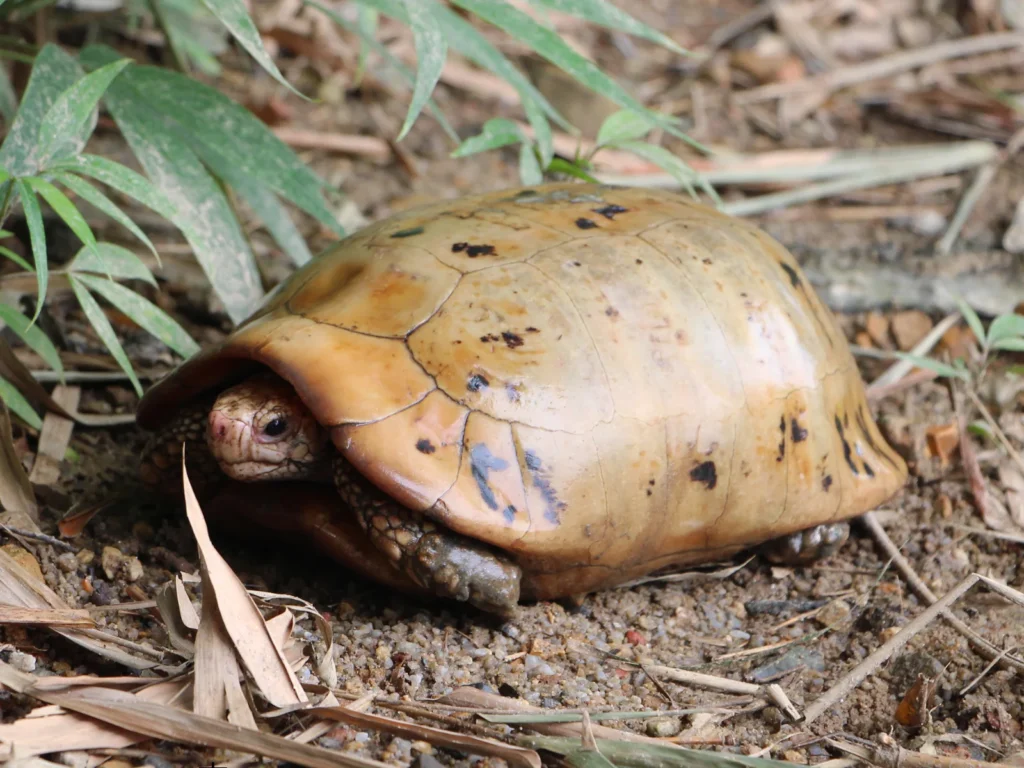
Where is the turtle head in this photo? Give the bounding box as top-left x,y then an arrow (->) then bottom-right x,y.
206,374 -> 329,482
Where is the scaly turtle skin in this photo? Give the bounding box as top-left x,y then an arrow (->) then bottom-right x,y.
137,182 -> 908,616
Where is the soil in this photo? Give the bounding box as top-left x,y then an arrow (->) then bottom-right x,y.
2,0 -> 1023,765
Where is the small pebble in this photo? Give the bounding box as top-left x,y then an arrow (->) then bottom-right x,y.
56,552 -> 79,573
413,754 -> 445,768
645,716 -> 682,737
524,654 -> 554,677
816,598 -> 851,627
8,650 -> 36,673
910,209 -> 947,237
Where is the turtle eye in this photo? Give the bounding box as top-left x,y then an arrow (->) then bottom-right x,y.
263,417 -> 288,438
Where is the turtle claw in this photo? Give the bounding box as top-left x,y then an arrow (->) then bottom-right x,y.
759,521 -> 850,566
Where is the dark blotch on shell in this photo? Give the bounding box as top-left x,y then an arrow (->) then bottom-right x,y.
415,439 -> 436,455
593,204 -> 628,219
469,444 -> 510,512
835,415 -> 859,476
776,416 -> 786,462
391,226 -> 425,238
791,418 -> 808,443
452,242 -> 496,257
467,374 -> 490,392
502,505 -> 517,523
822,474 -> 833,492
690,461 -> 717,490
502,331 -> 524,348
575,217 -> 598,230
524,450 -> 566,524
780,262 -> 801,288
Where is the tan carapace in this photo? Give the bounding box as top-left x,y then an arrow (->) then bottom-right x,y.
137,183 -> 907,612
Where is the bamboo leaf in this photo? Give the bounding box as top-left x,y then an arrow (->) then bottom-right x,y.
596,109 -> 653,147
0,44 -> 82,175
23,176 -> 101,260
613,140 -> 699,197
955,298 -> 986,349
67,275 -> 142,397
0,303 -> 63,376
527,0 -> 690,55
892,352 -> 971,380
398,0 -> 448,141
51,154 -> 178,221
452,118 -> 523,157
196,0 -> 306,98
37,58 -> 132,167
987,313 -> 1024,346
992,337 -> 1024,352
74,274 -> 199,359
53,172 -> 159,260
14,179 -> 47,319
68,242 -> 157,286
519,142 -> 543,185
0,375 -> 43,430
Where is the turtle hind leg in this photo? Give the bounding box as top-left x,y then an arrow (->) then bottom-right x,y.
139,399 -> 224,498
758,522 -> 850,566
332,455 -> 522,617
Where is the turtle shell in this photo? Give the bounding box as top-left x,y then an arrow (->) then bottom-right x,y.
137,183 -> 907,598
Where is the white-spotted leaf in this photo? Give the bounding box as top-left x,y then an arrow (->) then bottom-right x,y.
54,172 -> 159,260
37,58 -> 132,167
596,109 -> 653,147
68,242 -> 157,286
74,274 -> 199,359
23,177 -> 101,261
528,0 -> 690,55
52,154 -> 178,221
67,275 -> 143,396
14,180 -> 47,319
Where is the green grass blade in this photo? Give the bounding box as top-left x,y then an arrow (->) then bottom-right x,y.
955,297 -> 986,348
54,171 -> 160,261
524,97 -> 553,167
80,45 -> 343,239
0,44 -> 82,176
527,0 -> 690,55
14,179 -> 47,319
75,273 -> 199,359
518,142 -> 543,184
0,374 -> 42,430
398,0 -> 448,141
0,245 -> 33,272
196,0 -> 305,97
614,140 -> 699,197
891,351 -> 971,380
68,242 -> 157,286
52,153 -> 179,221
195,144 -> 314,266
23,176 -> 101,260
352,0 -> 571,131
547,156 -> 599,182
596,109 -> 653,147
67,274 -> 143,396
450,0 -> 665,130
354,5 -> 378,84
37,57 -> 132,167
452,118 -> 523,157
0,302 -> 63,376
305,0 -> 458,143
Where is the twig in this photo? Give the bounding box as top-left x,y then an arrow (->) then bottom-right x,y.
828,737 -> 1022,768
860,513 -> 1024,674
272,127 -> 392,163
935,161 -> 999,254
952,379 -> 992,522
0,524 -> 75,551
965,388 -> 1024,476
958,644 -> 1018,696
866,368 -> 940,402
865,312 -> 962,394
735,32 -> 1024,105
803,574 -> 980,725
639,665 -> 801,722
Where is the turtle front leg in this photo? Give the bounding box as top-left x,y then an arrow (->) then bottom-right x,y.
758,522 -> 850,566
332,455 -> 522,617
139,399 -> 224,498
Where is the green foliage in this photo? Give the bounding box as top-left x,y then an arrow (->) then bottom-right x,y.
0,0 -> 713,425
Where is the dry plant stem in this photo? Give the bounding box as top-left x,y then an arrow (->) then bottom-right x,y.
0,524 -> 75,551
959,644 -> 1018,696
718,144 -> 996,217
865,369 -> 940,402
803,574 -> 979,725
272,127 -> 392,162
935,162 -> 999,254
639,665 -> 800,721
861,512 -> 1024,673
951,380 -> 992,522
735,32 -> 1024,105
865,312 -> 962,394
828,738 -> 1021,768
965,388 -> 1024,475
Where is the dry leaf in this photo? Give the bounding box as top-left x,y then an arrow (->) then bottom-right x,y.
154,581 -> 197,656
28,385 -> 80,486
252,590 -> 336,687
0,399 -> 39,528
0,546 -> 160,670
181,454 -> 307,708
306,704 -> 543,768
26,685 -> 392,768
175,576 -> 200,629
0,605 -> 94,627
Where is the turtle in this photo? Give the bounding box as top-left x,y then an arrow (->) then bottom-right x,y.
136,182 -> 908,617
